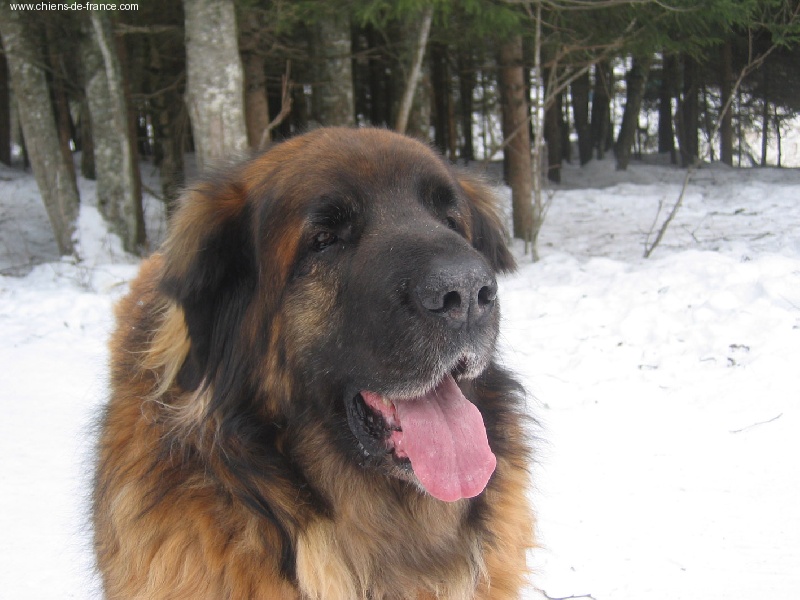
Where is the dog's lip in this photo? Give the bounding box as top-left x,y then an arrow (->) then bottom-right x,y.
360,353 -> 479,403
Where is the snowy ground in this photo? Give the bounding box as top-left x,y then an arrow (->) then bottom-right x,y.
1,156 -> 798,599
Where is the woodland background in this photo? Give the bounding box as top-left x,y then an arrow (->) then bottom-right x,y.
1,0 -> 799,264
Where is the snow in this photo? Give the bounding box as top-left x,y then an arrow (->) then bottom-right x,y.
2,156 -> 799,599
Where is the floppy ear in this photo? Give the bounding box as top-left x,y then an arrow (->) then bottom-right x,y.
158,178 -> 257,392
458,174 -> 516,273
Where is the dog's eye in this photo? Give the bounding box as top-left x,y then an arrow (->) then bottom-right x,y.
312,231 -> 338,252
445,216 -> 459,231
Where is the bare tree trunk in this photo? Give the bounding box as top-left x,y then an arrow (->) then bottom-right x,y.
498,36 -> 532,245
44,19 -> 74,168
239,10 -> 270,148
147,34 -> 185,211
79,99 -> 95,179
312,16 -> 355,126
0,41 -> 10,165
81,11 -> 145,253
242,50 -> 269,148
658,54 -> 676,163
719,41 -> 734,166
430,41 -> 450,156
678,52 -> 699,167
0,5 -> 79,255
615,54 -> 651,171
395,6 -> 432,135
760,93 -> 769,167
590,60 -> 611,160
458,51 -> 476,162
543,67 -> 562,183
571,69 -> 591,166
184,0 -> 248,172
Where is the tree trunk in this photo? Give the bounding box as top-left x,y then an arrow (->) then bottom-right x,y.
571,69 -> 591,166
498,36 -> 532,243
760,91 -> 769,167
395,6 -> 432,135
239,10 -> 270,148
678,53 -> 699,167
0,42 -> 10,165
615,55 -> 651,171
719,41 -> 734,166
81,11 -> 145,253
0,5 -> 79,255
590,60 -> 612,160
658,54 -> 676,162
312,16 -> 355,126
184,0 -> 248,172
430,41 -> 450,156
242,50 -> 269,148
44,19 -> 74,173
543,68 -> 562,183
79,98 -> 95,179
457,51 -> 475,162
147,33 -> 185,211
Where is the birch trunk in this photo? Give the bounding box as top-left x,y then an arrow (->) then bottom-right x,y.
81,11 -> 145,253
312,16 -> 354,126
0,5 -> 79,255
184,0 -> 248,171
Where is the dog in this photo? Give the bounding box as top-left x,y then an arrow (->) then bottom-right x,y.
93,128 -> 534,599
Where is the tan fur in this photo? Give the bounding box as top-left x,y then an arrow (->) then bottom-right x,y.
95,128 -> 535,599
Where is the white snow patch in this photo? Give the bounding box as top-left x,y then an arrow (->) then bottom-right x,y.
1,157 -> 799,599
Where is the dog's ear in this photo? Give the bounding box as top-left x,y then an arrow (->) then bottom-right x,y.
458,174 -> 516,273
159,178 -> 257,392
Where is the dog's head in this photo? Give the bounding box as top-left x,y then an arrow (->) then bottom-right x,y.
159,128 -> 515,502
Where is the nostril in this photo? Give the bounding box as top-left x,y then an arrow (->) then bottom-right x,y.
477,284 -> 496,307
441,290 -> 462,314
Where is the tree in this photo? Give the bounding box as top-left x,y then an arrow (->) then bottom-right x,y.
395,6 -> 432,134
498,36 -> 532,246
81,11 -> 145,253
312,14 -> 355,126
184,0 -> 248,172
615,54 -> 652,170
0,39 -> 10,165
238,5 -> 270,148
718,40 -> 734,165
0,4 -> 79,255
571,70 -> 592,166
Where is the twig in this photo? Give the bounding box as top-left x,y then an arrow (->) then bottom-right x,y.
730,413 -> 783,434
141,183 -> 164,203
643,165 -> 694,258
258,60 -> 293,151
535,588 -> 598,600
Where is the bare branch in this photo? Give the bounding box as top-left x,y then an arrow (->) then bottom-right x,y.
535,588 -> 598,600
731,413 -> 783,434
258,60 -> 293,151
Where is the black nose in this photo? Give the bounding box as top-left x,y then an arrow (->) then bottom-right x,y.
415,256 -> 497,328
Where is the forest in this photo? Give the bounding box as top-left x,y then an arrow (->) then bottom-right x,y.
1,0 -> 799,260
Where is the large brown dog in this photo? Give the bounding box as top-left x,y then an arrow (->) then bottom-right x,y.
94,128 -> 534,599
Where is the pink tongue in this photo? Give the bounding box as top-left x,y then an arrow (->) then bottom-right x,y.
392,375 -> 496,502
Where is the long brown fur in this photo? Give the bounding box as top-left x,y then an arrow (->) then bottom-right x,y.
94,128 -> 535,599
